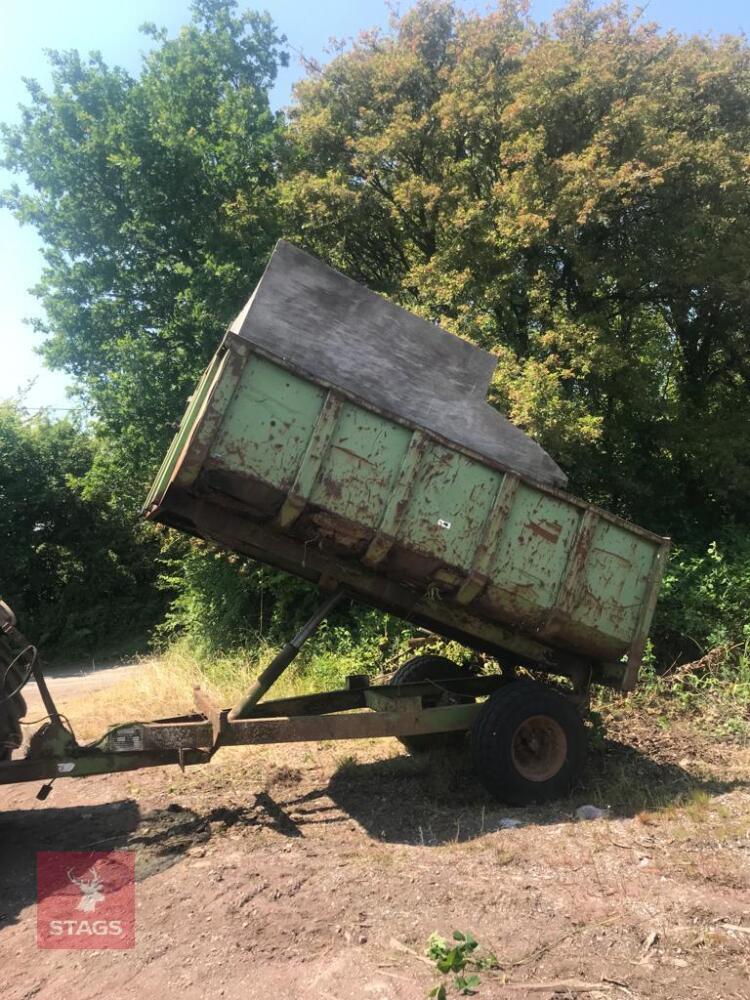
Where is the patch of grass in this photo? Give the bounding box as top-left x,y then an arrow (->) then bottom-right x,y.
638,788 -> 713,827
261,763 -> 303,790
596,643 -> 750,744
582,645 -> 749,813
681,788 -> 713,822
58,638 -> 380,739
580,745 -> 698,815
492,847 -> 515,867
177,636 -> 388,702
58,652 -> 208,740
333,753 -> 359,776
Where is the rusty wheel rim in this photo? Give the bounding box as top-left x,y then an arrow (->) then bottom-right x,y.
510,715 -> 567,782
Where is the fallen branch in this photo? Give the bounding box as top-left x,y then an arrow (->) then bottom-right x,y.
637,928 -> 658,963
503,929 -> 576,969
388,937 -> 433,967
500,980 -> 614,992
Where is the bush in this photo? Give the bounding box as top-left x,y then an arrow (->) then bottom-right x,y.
157,539 -> 415,678
0,403 -> 162,651
652,533 -> 750,668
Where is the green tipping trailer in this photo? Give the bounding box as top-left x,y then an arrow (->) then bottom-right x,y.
0,242 -> 669,804
144,241 -> 669,697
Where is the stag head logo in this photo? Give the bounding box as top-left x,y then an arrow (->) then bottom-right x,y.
67,865 -> 105,913
38,850 -> 136,950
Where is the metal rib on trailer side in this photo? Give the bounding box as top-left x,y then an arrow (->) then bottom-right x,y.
0,243 -> 671,797
144,240 -> 670,693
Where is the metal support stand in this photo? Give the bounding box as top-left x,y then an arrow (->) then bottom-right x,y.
229,588 -> 346,720
30,654 -> 63,728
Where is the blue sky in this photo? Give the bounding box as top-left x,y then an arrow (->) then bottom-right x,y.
1,0 -> 748,412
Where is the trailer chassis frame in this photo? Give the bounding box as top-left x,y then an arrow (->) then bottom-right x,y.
0,676 -> 505,787
0,589 -> 513,789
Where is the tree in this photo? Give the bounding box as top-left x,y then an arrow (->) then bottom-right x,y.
4,0 -> 750,662
281,0 -> 750,538
0,402 -> 160,646
2,0 -> 287,487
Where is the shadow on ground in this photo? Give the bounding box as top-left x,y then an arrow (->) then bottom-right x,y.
294,736 -> 750,846
0,797 -> 247,931
42,635 -> 152,676
0,800 -> 140,930
2,733 -> 747,932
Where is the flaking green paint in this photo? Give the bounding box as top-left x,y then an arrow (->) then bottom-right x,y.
146,341 -> 669,687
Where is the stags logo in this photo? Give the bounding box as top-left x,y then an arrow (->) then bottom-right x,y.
68,863 -> 105,912
37,851 -> 135,949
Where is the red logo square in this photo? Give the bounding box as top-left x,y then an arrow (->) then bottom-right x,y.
37,851 -> 135,949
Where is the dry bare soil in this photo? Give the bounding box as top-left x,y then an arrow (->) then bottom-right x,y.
1,698 -> 749,1000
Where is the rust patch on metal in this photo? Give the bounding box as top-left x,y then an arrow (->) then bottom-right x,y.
331,444 -> 377,468
527,521 -> 562,544
310,511 -> 370,551
321,475 -> 343,500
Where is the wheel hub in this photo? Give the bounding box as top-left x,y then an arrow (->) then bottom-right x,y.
510,715 -> 568,782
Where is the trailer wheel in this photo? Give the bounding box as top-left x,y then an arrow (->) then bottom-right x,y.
471,681 -> 586,804
0,635 -> 26,763
391,654 -> 475,754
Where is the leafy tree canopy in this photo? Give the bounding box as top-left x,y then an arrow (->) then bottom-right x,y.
3,0 -> 750,661
282,0 -> 750,537
0,402 -> 160,645
2,0 -> 287,485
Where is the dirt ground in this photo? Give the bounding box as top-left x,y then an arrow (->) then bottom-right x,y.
1,698 -> 749,1000
20,654 -> 149,719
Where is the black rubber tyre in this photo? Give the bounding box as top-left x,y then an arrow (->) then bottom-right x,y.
391,654 -> 475,754
471,680 -> 586,804
0,634 -> 26,762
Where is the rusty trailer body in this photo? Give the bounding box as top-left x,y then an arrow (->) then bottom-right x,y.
144,241 -> 668,693
0,242 -> 669,804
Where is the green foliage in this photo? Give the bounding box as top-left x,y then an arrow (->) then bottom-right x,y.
282,0 -> 750,537
0,402 -> 161,649
597,537 -> 750,739
157,539 -> 414,676
598,645 -> 750,741
655,536 -> 750,662
427,930 -> 497,996
1,0 -> 288,489
3,0 -> 750,677
0,1 -> 289,655
157,541 -> 315,654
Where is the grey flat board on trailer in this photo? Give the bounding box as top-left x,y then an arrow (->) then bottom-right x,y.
228,240 -> 567,488
145,238 -> 669,689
